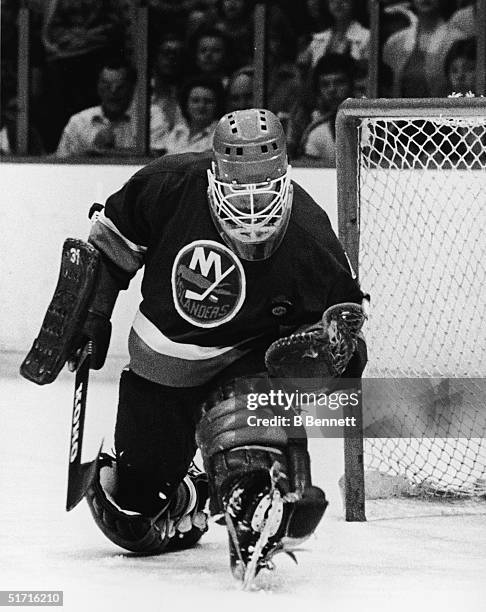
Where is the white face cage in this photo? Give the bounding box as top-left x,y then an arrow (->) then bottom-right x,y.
207,163 -> 293,260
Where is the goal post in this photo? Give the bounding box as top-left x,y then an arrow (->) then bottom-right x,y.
336,97 -> 486,520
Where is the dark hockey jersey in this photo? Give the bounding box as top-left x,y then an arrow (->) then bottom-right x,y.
89,152 -> 364,386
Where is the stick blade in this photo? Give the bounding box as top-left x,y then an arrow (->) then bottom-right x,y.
66,451 -> 101,511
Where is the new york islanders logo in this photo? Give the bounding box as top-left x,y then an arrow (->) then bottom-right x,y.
171,240 -> 246,328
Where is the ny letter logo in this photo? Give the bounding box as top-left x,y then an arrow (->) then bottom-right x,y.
184,246 -> 235,302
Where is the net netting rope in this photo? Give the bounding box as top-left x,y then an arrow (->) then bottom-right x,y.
358,115 -> 486,499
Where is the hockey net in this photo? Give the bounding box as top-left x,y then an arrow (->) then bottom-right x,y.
336,98 -> 486,518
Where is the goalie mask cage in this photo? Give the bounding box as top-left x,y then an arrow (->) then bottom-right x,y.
336,98 -> 486,521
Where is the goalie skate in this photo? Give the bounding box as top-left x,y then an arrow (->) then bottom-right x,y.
224,463 -> 295,590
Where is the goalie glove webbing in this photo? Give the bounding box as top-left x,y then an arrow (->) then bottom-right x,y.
265,302 -> 367,380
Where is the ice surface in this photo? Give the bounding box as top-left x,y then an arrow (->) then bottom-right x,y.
1,357 -> 485,612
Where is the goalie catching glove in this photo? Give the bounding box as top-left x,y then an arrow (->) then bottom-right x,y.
265,302 -> 367,381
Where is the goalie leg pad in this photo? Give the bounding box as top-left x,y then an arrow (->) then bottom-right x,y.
197,378 -> 328,583
20,238 -> 100,385
196,375 -> 291,513
197,376 -> 328,541
86,454 -> 171,554
86,454 -> 209,554
197,375 -> 289,458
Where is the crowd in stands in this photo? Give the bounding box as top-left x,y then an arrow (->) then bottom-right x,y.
0,0 -> 480,164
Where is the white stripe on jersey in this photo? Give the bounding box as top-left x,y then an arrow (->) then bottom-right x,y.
132,309 -> 255,359
98,210 -> 147,253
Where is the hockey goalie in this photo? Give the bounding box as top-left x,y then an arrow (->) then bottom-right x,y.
21,109 -> 367,586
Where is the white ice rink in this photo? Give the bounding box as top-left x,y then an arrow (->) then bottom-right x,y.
1,355 -> 485,612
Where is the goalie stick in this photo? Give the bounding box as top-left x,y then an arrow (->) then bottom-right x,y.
66,341 -> 102,511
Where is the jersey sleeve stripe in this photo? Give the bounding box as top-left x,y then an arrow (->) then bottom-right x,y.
89,218 -> 145,275
98,211 -> 147,254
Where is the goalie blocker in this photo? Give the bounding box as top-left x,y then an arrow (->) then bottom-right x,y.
20,238 -> 113,385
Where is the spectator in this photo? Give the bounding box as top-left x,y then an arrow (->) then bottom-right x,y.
150,31 -> 185,135
444,37 -> 477,95
448,0 -> 476,38
381,2 -> 417,46
294,0 -> 333,58
214,0 -> 254,70
0,94 -> 44,156
419,36 -> 480,167
55,59 -> 167,158
160,76 -> 225,154
226,65 -> 254,112
41,0 -> 127,151
1,96 -> 16,155
185,26 -> 233,88
0,130 -> 9,156
265,6 -> 303,128
382,0 -> 465,97
299,0 -> 370,76
185,0 -> 220,39
294,54 -> 355,165
0,90 -> 15,155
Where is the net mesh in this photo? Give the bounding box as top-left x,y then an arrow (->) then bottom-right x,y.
357,114 -> 486,499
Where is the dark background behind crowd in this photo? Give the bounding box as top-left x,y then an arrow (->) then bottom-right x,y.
0,0 -> 481,163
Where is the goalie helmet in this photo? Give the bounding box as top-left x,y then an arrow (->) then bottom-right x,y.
207,108 -> 293,261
